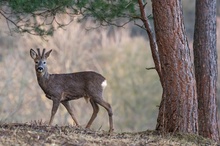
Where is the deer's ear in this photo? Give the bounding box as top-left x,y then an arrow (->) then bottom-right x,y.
30,49 -> 37,59
45,49 -> 52,58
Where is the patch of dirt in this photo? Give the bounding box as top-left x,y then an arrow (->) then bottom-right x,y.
0,123 -> 217,146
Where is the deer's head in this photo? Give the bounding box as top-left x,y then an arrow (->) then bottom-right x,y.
30,48 -> 52,75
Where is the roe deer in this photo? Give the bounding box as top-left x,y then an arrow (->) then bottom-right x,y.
30,48 -> 113,133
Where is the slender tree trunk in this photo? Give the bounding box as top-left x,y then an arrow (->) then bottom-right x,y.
193,0 -> 219,141
152,0 -> 198,133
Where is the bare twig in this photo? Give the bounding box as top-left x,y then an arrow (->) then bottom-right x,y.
146,67 -> 156,70
143,2 -> 148,8
134,21 -> 146,30
0,10 -> 21,30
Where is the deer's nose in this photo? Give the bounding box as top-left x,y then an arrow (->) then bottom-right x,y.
37,67 -> 44,72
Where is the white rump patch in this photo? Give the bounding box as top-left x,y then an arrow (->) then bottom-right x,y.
101,80 -> 107,89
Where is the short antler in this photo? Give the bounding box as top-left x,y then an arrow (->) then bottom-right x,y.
37,48 -> 41,56
42,48 -> 46,57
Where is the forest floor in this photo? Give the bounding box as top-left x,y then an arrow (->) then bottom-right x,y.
0,123 -> 217,146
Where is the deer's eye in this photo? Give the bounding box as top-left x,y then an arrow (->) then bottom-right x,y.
35,61 -> 39,64
43,61 -> 46,64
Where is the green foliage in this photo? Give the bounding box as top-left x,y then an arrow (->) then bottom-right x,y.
8,0 -> 73,12
3,0 -> 139,36
7,0 -> 138,17
82,0 -> 138,21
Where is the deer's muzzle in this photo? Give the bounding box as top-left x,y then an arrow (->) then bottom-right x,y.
37,67 -> 44,73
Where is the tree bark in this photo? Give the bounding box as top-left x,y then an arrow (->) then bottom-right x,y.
152,0 -> 198,133
193,0 -> 219,141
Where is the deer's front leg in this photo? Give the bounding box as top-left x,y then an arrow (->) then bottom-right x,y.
61,101 -> 79,126
49,99 -> 60,125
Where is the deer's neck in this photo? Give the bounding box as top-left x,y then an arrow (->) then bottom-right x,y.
36,71 -> 50,89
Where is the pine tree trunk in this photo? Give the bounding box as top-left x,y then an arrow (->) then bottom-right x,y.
152,0 -> 198,133
193,0 -> 219,141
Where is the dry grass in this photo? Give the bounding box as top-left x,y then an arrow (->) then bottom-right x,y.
0,123 -> 217,146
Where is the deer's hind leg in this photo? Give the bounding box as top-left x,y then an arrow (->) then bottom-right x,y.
86,99 -> 99,129
62,101 -> 79,126
93,97 -> 114,133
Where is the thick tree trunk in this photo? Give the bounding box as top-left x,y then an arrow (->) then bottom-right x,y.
193,0 -> 219,141
152,0 -> 198,133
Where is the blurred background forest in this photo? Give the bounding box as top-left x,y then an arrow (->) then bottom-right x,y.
0,0 -> 220,132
